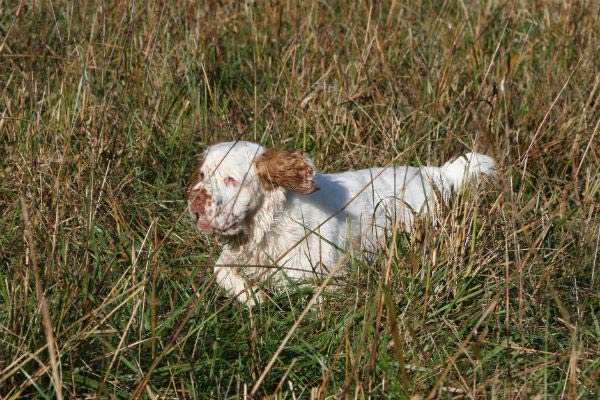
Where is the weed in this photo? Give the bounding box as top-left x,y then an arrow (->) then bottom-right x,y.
1,1 -> 598,398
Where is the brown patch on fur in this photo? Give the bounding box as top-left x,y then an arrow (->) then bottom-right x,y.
255,148 -> 317,194
186,154 -> 206,195
188,187 -> 211,218
187,154 -> 214,220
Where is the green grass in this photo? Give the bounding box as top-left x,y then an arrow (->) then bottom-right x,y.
1,0 -> 599,398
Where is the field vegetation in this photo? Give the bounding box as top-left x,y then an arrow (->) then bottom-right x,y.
1,0 -> 599,398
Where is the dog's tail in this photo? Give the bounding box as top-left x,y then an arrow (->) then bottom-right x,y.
439,152 -> 497,194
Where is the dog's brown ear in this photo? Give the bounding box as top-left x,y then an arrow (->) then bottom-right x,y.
255,148 -> 317,194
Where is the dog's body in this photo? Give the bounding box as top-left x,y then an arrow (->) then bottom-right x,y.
187,141 -> 496,305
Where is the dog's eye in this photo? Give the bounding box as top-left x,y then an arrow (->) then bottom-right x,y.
224,176 -> 239,186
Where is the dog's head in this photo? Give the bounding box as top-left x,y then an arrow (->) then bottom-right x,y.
187,141 -> 317,236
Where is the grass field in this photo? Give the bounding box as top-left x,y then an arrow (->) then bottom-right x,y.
1,0 -> 599,398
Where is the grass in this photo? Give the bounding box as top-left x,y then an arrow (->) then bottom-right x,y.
1,0 -> 599,398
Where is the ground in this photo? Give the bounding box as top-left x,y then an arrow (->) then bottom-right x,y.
1,1 -> 599,398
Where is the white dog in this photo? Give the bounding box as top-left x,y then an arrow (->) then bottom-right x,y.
187,141 -> 496,306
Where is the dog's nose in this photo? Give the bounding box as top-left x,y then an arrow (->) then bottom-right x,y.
191,211 -> 200,222
188,203 -> 201,221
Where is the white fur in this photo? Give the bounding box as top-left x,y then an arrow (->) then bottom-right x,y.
188,141 -> 497,306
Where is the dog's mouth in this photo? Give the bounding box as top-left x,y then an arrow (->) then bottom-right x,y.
195,218 -> 213,232
196,219 -> 241,236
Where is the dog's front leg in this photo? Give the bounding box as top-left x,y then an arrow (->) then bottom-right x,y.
215,251 -> 263,307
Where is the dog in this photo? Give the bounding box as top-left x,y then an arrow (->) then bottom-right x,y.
187,141 -> 496,306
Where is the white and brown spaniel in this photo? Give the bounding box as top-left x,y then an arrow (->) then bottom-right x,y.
187,141 -> 496,306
